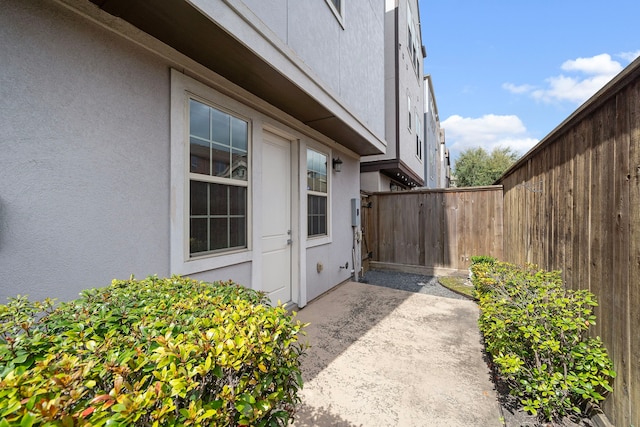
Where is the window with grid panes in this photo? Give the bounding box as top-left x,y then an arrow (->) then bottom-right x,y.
307,149 -> 328,237
188,99 -> 248,256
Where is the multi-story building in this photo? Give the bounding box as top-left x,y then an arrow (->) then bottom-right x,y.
0,0 -> 386,307
361,0 -> 426,192
424,74 -> 451,188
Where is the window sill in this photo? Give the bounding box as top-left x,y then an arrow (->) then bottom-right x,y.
306,235 -> 332,248
172,249 -> 253,276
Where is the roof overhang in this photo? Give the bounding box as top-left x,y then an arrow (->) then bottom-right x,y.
360,159 -> 424,188
88,0 -> 385,155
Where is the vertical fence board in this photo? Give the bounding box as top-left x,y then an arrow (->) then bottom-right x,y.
628,79 -> 640,427
445,191 -> 459,267
423,191 -> 440,266
563,129 -> 575,286
571,123 -> 588,291
589,108 -> 606,340
611,90 -> 631,426
377,194 -> 394,263
499,62 -> 640,426
401,194 -> 421,265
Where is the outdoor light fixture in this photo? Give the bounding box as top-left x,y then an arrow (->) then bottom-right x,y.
332,157 -> 343,172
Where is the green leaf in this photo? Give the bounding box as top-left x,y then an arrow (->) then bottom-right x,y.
20,413 -> 36,427
1,401 -> 21,418
13,352 -> 30,364
111,403 -> 127,413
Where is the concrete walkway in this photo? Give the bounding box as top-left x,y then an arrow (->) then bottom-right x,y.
291,281 -> 502,427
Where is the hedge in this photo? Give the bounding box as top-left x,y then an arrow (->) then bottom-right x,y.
471,261 -> 615,422
0,276 -> 307,426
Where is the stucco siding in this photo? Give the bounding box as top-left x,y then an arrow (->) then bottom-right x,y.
338,1 -> 385,138
230,0 -> 385,140
305,156 -> 359,302
361,0 -> 424,185
287,2 -> 341,94
377,4 -> 400,162
237,0 -> 288,42
396,0 -> 425,180
424,84 -> 440,188
1,0 -> 370,308
0,0 -> 173,302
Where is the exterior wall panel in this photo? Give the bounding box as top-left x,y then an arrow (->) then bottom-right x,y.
228,0 -> 385,139
0,0 -> 171,302
1,0 -> 373,310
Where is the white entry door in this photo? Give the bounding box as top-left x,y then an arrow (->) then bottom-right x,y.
261,132 -> 292,305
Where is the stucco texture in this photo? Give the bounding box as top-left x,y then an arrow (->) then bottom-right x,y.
0,0 -> 171,302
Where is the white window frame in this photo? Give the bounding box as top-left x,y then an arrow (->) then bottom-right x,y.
325,0 -> 345,28
407,95 -> 412,130
407,0 -> 421,77
170,70 -> 253,275
305,145 -> 332,248
188,99 -> 249,256
416,114 -> 423,161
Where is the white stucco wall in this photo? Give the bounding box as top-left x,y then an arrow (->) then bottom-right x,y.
0,0 -> 366,307
305,156 -> 360,302
424,84 -> 440,188
0,0 -> 171,302
234,0 -> 385,140
362,0 -> 424,183
361,171 -> 381,193
396,0 -> 425,181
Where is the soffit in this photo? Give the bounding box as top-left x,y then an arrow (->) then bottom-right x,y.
361,160 -> 424,188
89,0 -> 383,155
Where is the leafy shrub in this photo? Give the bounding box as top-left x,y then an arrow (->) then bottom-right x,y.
470,255 -> 496,265
0,276 -> 307,426
471,262 -> 615,422
468,256 -> 499,298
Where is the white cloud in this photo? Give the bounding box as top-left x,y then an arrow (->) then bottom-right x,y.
531,73 -> 616,104
618,50 -> 640,62
442,114 -> 539,160
502,82 -> 535,94
503,52 -> 637,105
560,53 -> 622,75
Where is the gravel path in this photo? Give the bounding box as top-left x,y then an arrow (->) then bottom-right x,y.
359,269 -> 468,300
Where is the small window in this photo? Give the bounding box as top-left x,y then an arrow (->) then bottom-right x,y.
416,117 -> 422,159
189,99 -> 248,256
407,1 -> 421,76
407,96 -> 412,130
325,0 -> 344,26
307,148 -> 328,237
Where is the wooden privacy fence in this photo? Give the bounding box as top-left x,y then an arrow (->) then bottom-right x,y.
362,186 -> 503,275
497,58 -> 640,427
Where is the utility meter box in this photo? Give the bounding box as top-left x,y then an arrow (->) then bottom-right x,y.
351,198 -> 360,227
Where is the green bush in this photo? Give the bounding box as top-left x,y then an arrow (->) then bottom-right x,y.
470,255 -> 496,265
0,276 -> 307,426
471,262 -> 615,422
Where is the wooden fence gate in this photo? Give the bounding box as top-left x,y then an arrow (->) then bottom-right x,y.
361,186 -> 503,276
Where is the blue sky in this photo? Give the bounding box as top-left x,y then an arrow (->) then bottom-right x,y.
418,0 -> 640,164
